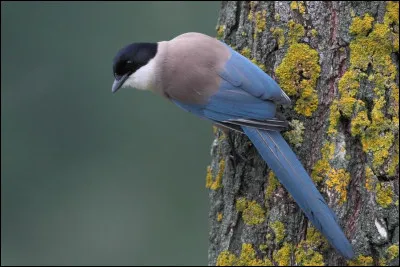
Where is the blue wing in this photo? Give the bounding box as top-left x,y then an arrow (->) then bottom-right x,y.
172,43 -> 290,131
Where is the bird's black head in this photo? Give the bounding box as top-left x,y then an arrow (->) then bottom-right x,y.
111,42 -> 158,93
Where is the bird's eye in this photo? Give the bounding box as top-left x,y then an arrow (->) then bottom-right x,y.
126,60 -> 132,65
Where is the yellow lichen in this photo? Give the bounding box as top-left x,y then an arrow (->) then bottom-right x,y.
294,226 -> 328,265
255,10 -> 267,35
365,166 -> 375,191
290,1 -> 306,14
325,168 -> 351,204
265,171 -> 280,199
332,3 -> 399,174
236,197 -> 248,211
349,13 -> 375,36
216,25 -> 226,40
237,244 -> 270,266
206,166 -> 213,188
206,159 -> 226,190
274,19 -> 321,117
348,255 -> 374,266
283,119 -> 305,148
241,47 -> 252,59
295,249 -> 324,266
375,183 -> 394,208
217,212 -> 223,222
236,198 -> 266,225
305,226 -> 329,250
248,1 -> 256,21
271,221 -> 285,244
217,243 -> 273,266
384,1 -> 399,25
387,245 -> 399,261
351,110 -> 370,137
217,251 -> 237,266
273,242 -> 293,266
274,13 -> 281,21
259,244 -> 268,252
311,29 -> 318,37
275,42 -> 320,117
327,100 -> 341,136
287,20 -> 305,44
388,137 -> 399,177
312,142 -> 335,183
271,27 -> 285,49
243,201 -> 266,225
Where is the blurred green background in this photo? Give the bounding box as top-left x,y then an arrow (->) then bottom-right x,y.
1,1 -> 221,265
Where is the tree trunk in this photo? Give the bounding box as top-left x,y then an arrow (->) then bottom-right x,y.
206,1 -> 399,266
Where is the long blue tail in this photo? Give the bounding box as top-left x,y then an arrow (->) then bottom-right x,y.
242,126 -> 354,259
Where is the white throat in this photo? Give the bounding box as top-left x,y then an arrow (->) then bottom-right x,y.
123,58 -> 157,91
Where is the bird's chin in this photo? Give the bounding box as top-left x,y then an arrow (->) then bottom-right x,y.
112,73 -> 130,93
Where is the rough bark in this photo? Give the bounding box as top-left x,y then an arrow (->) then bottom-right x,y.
207,1 -> 399,266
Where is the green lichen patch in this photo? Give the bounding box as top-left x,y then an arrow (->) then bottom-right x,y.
348,255 -> 374,266
375,183 -> 394,208
236,197 -> 248,212
236,198 -> 266,225
273,242 -> 293,266
294,226 -> 328,266
283,119 -> 305,148
271,27 -> 285,49
270,221 -> 286,244
305,226 -> 329,250
216,243 -> 273,266
275,43 -> 320,117
247,1 -> 256,21
247,2 -> 267,39
265,171 -> 280,199
290,1 -> 306,15
295,248 -> 324,266
255,10 -> 267,36
287,20 -> 305,44
387,244 -> 399,261
384,1 -> 399,25
311,29 -> 318,37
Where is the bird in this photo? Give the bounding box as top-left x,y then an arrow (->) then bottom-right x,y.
111,32 -> 355,259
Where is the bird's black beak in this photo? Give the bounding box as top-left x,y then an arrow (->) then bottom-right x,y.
112,73 -> 130,94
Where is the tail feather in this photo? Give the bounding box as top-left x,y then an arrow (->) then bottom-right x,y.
243,126 -> 354,259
